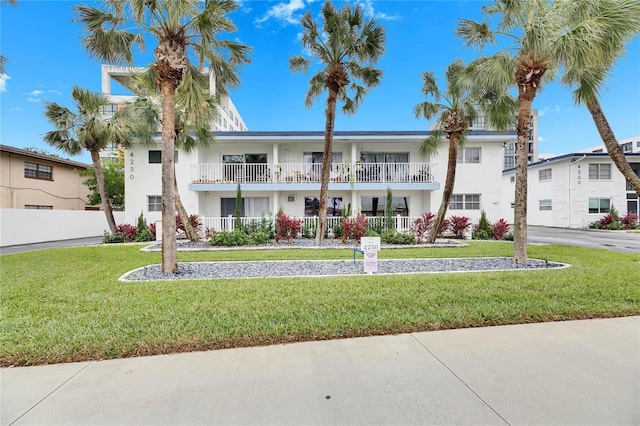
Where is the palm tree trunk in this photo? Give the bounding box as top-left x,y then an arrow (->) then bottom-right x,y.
587,98 -> 640,196
427,132 -> 460,243
316,87 -> 338,245
174,169 -> 199,242
513,92 -> 534,265
90,149 -> 117,234
160,81 -> 178,273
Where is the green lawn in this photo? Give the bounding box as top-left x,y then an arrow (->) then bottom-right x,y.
1,241 -> 639,366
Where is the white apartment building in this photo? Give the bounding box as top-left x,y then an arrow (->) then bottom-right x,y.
502,140 -> 640,228
99,65 -> 248,159
124,130 -> 516,230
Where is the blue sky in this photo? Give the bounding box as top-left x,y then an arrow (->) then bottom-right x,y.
1,0 -> 639,165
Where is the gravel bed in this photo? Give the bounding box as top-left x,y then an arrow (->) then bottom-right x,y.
121,257 -> 566,281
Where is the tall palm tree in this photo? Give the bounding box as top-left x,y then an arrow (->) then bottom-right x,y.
557,0 -> 640,195
74,0 -> 250,273
414,60 -> 516,244
289,1 -> 385,245
43,86 -> 130,234
121,64 -> 219,241
456,0 -> 562,264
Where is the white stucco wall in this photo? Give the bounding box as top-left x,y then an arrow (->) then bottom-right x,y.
0,209 -> 125,246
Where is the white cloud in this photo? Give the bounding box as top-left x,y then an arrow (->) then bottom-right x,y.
255,0 -> 306,25
0,74 -> 9,93
538,136 -> 546,143
356,0 -> 400,21
29,89 -> 43,96
48,89 -> 62,96
538,107 -> 549,117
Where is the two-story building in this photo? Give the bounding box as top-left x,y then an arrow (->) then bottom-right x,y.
0,145 -> 90,210
502,138 -> 640,228
124,130 -> 516,231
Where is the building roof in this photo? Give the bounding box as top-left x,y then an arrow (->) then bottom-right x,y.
0,145 -> 91,169
503,152 -> 640,173
213,130 -> 516,138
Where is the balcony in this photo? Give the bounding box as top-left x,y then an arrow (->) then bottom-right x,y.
189,162 -> 439,191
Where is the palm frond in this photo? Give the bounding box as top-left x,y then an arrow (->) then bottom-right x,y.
456,19 -> 495,49
419,131 -> 445,159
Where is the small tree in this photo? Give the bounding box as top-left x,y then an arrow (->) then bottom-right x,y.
385,187 -> 394,232
235,183 -> 242,230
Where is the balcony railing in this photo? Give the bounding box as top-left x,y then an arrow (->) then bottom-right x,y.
191,162 -> 436,184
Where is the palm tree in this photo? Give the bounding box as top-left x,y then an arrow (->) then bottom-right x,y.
456,0 -> 562,264
414,60 -> 516,244
557,0 -> 640,195
121,64 -> 219,241
43,86 -> 130,234
74,0 -> 250,272
289,1 -> 385,245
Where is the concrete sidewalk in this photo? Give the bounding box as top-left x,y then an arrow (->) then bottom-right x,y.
2,316 -> 639,425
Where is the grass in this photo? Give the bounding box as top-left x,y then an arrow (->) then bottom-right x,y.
1,241 -> 639,367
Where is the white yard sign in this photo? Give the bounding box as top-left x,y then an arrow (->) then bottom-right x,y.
360,237 -> 381,273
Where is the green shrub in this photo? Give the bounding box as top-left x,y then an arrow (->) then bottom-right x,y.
133,228 -> 154,242
249,231 -> 271,245
381,230 -> 415,245
103,231 -> 124,244
209,230 -> 252,246
503,232 -> 514,241
364,229 -> 380,237
472,229 -> 491,240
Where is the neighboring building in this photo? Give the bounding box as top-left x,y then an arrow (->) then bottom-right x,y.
124,130 -> 516,231
0,145 -> 90,210
578,135 -> 640,155
500,109 -> 539,170
100,64 -> 248,159
502,150 -> 640,228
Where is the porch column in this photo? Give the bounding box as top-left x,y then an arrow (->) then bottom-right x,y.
351,190 -> 358,215
273,191 -> 279,217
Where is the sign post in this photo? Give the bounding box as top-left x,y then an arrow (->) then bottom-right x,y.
360,236 -> 381,274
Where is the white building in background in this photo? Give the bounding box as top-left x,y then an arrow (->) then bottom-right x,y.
502,136 -> 640,228
578,135 -> 640,155
123,130 -> 516,231
99,65 -> 248,159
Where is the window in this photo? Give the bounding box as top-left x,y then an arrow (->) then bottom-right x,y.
588,198 -> 611,214
470,115 -> 485,128
539,168 -> 552,181
221,197 -> 269,217
504,156 -> 515,169
589,164 -> 611,180
539,199 -> 552,211
148,196 -> 162,212
636,141 -> 640,148
510,176 -> 515,183
621,143 -> 632,152
148,150 -> 178,164
305,197 -> 343,217
25,205 -> 53,210
24,162 -> 52,180
360,196 -> 409,216
100,103 -> 118,116
592,148 -> 604,153
457,147 -> 481,164
449,194 -> 480,210
504,143 -> 515,154
223,118 -> 227,128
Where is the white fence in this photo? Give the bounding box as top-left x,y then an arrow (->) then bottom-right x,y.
201,215 -> 421,235
0,209 -> 126,247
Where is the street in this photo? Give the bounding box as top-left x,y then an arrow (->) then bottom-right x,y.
527,225 -> 640,254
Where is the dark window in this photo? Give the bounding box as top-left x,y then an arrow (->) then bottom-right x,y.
148,150 -> 178,164
24,162 -> 52,180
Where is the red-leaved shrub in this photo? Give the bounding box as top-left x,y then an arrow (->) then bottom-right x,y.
115,224 -> 138,242
342,213 -> 368,243
147,223 -> 156,239
275,213 -> 302,243
411,211 -> 435,243
448,215 -> 471,239
620,213 -> 639,229
598,214 -> 616,228
176,214 -> 202,233
491,218 -> 510,240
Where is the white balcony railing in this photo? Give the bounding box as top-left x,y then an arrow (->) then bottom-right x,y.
191,162 -> 436,184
